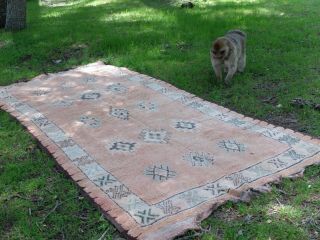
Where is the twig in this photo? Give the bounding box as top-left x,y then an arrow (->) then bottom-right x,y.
275,197 -> 282,205
278,189 -> 289,195
15,193 -> 30,200
4,193 -> 30,202
41,196 -> 78,223
199,225 -> 211,233
176,225 -> 211,240
98,228 -> 109,240
42,200 -> 60,223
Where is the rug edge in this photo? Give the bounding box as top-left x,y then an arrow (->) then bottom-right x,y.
1,62 -> 320,240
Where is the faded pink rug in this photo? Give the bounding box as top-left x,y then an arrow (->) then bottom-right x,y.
1,61 -> 319,239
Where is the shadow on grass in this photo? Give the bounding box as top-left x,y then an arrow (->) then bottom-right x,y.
3,0 -> 285,89
3,0 -> 320,135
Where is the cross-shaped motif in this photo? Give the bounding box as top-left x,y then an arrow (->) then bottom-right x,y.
145,165 -> 176,181
175,121 -> 196,130
109,141 -> 136,152
93,174 -> 116,187
140,129 -> 170,143
204,182 -> 228,196
218,140 -> 245,152
109,107 -> 129,120
134,209 -> 160,225
81,92 -> 101,100
183,152 -> 215,167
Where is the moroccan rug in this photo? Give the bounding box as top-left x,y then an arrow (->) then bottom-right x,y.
1,61 -> 319,239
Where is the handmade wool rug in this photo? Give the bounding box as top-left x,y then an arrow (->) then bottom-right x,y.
1,61 -> 319,239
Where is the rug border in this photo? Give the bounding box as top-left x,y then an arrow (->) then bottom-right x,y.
1,61 -> 319,240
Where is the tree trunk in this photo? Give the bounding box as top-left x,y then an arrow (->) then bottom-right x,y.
0,0 -> 7,28
5,0 -> 26,31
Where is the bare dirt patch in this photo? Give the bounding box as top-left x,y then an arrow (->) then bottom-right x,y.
266,112 -> 301,130
50,44 -> 87,65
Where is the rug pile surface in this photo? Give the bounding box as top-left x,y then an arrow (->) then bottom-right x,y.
1,61 -> 319,239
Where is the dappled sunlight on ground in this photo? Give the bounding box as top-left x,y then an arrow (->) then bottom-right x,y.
84,0 -> 130,7
0,40 -> 12,49
101,8 -> 165,22
267,203 -> 303,221
1,0 -> 320,239
40,0 -> 84,7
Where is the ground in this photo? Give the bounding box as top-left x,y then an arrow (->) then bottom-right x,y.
0,0 -> 319,239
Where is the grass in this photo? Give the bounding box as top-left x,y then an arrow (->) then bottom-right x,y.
0,0 -> 319,239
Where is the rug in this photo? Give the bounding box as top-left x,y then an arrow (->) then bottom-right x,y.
1,61 -> 319,239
